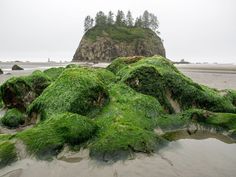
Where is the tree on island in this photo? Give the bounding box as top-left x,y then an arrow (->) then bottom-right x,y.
135,16 -> 143,28
107,11 -> 115,25
115,10 -> 126,26
126,10 -> 134,26
84,15 -> 94,32
83,10 -> 160,34
95,11 -> 107,26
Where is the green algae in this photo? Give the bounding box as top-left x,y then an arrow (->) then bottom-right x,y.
201,112 -> 236,130
0,70 -> 51,109
0,56 -> 236,163
65,64 -> 81,69
0,141 -> 17,168
90,83 -> 165,155
0,134 -> 12,141
1,108 -> 26,128
0,97 -> 3,109
93,68 -> 116,86
224,90 -> 236,106
43,67 -> 65,81
27,68 -> 109,120
18,112 -> 97,156
108,56 -> 236,113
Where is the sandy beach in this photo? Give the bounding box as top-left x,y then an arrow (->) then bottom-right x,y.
0,138 -> 236,177
176,64 -> 236,90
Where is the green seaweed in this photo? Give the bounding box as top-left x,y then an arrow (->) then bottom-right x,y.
0,97 -> 3,109
108,56 -> 236,113
0,134 -> 12,141
18,112 -> 97,156
65,64 -> 81,69
0,70 -> 51,109
28,68 -> 109,120
0,141 -> 17,168
0,56 -> 235,162
43,67 -> 65,81
90,83 -> 164,155
1,108 -> 26,128
204,113 -> 236,130
93,68 -> 116,86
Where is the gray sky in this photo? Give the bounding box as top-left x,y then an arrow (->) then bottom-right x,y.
0,0 -> 236,63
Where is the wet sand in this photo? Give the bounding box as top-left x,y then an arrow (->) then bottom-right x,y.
1,138 -> 236,177
176,64 -> 236,90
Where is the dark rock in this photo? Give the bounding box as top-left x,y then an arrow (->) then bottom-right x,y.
12,65 -> 24,70
0,69 -> 3,74
72,25 -> 166,62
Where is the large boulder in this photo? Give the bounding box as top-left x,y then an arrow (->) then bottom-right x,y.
0,71 -> 51,110
27,68 -> 109,120
72,25 -> 166,62
108,56 -> 236,114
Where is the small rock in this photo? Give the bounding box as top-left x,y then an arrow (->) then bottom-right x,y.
0,68 -> 3,74
12,64 -> 24,70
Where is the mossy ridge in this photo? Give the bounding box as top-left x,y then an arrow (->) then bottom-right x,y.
27,68 -> 109,120
110,56 -> 236,113
17,112 -> 97,157
0,134 -> 12,142
224,90 -> 236,106
0,70 -> 51,110
90,83 -> 165,155
0,141 -> 17,168
43,67 -> 65,81
156,109 -> 236,133
92,68 -> 116,86
0,96 -> 3,109
1,108 -> 26,128
85,25 -> 154,42
65,64 -> 81,69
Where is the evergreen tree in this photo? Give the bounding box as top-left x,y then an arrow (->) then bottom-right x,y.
107,11 -> 114,25
126,10 -> 134,26
115,10 -> 126,26
134,16 -> 143,27
142,10 -> 150,28
149,13 -> 159,33
95,11 -> 107,26
84,15 -> 94,32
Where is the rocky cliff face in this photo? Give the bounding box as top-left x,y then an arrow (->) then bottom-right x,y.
73,25 -> 166,62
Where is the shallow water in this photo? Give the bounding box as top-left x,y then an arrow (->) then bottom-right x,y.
1,138 -> 236,177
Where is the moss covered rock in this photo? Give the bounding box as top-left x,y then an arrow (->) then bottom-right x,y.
65,64 -> 81,69
0,96 -> 3,109
90,83 -> 164,155
28,68 -> 109,120
0,141 -> 17,168
43,67 -> 65,81
0,71 -> 51,110
108,56 -> 236,114
1,108 -> 26,128
18,112 -> 97,156
73,25 -> 165,62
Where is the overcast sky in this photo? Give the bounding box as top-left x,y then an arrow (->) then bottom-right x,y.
0,0 -> 236,63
